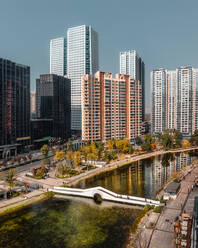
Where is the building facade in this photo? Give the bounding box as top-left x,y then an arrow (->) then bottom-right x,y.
120,50 -> 145,121
67,25 -> 99,133
36,74 -> 71,140
0,58 -> 30,151
167,70 -> 177,130
50,37 -> 67,76
151,67 -> 198,136
82,71 -> 143,142
30,91 -> 36,118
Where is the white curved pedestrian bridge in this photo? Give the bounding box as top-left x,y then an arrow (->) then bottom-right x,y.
49,186 -> 161,207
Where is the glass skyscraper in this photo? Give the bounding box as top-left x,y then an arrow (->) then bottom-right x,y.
50,37 -> 67,76
67,25 -> 99,132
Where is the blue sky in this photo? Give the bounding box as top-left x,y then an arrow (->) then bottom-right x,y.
1,0 -> 198,112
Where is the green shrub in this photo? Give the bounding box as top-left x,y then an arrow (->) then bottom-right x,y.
144,204 -> 154,212
45,191 -> 55,199
154,206 -> 163,213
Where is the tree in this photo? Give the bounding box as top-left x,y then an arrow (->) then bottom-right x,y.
40,144 -> 49,158
73,151 -> 82,167
54,151 -> 66,162
175,130 -> 183,147
67,139 -> 73,151
27,153 -> 32,161
106,140 -> 116,152
6,168 -> 17,191
56,163 -> 67,177
96,142 -> 104,159
182,140 -> 190,148
135,136 -> 143,146
161,133 -> 174,150
81,145 -> 91,164
190,130 -> 198,146
66,150 -> 74,164
141,134 -> 153,152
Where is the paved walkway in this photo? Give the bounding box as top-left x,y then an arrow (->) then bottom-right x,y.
134,164 -> 198,248
0,190 -> 44,213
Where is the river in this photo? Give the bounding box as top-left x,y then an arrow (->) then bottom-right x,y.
0,151 -> 197,248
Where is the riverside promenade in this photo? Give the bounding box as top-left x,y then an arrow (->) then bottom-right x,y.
134,163 -> 198,248
0,147 -> 197,215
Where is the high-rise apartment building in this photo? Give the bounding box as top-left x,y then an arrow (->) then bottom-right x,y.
0,58 -> 30,157
120,50 -> 145,121
67,25 -> 99,132
167,70 -> 177,130
151,69 -> 167,134
50,37 -> 66,76
177,67 -> 193,135
36,74 -> 71,140
151,66 -> 198,136
82,71 -> 143,142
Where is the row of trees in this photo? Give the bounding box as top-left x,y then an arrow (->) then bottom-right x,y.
135,129 -> 196,152
0,154 -> 32,168
53,139 -> 134,169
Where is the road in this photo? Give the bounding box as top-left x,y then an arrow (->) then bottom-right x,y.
0,156 -> 53,180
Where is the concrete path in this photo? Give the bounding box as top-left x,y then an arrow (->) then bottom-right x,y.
0,190 -> 44,213
134,164 -> 198,248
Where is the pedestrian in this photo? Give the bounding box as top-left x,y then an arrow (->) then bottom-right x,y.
192,185 -> 194,191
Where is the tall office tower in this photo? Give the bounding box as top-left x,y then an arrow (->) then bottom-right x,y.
36,74 -> 71,140
82,71 -> 142,142
151,69 -> 167,134
50,37 -> 67,76
30,91 -> 36,117
120,50 -> 145,121
177,67 -> 193,135
167,70 -> 177,130
67,25 -> 99,133
0,58 -> 30,157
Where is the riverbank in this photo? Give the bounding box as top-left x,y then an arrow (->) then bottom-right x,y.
0,146 -> 197,216
66,146 -> 198,187
129,157 -> 198,248
0,190 -> 46,216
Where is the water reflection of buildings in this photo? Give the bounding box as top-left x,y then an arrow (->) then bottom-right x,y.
79,152 -> 194,199
150,153 -> 191,195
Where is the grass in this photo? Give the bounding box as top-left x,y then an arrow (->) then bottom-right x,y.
131,210 -> 146,233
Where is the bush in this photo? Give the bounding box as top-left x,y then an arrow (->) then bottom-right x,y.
160,198 -> 166,204
45,191 -> 55,199
144,204 -> 155,212
154,206 -> 164,213
173,178 -> 181,183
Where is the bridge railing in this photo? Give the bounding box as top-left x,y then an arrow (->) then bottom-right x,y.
52,186 -> 160,206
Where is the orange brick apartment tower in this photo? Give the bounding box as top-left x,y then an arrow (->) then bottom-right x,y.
82,71 -> 143,142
